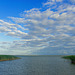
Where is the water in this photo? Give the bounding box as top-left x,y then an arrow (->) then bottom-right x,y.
0,55 -> 75,75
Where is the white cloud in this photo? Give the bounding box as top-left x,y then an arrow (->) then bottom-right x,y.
69,0 -> 75,4
0,0 -> 75,55
0,26 -> 11,32
56,0 -> 62,2
43,0 -> 62,6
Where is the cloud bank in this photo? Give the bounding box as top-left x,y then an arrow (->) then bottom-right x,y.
0,0 -> 75,55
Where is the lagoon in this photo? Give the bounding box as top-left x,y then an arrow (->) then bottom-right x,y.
0,55 -> 75,75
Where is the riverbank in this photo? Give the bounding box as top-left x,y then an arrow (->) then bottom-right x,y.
0,55 -> 20,61
63,55 -> 75,64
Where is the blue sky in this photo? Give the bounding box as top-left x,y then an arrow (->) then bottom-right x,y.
0,0 -> 46,19
0,0 -> 75,55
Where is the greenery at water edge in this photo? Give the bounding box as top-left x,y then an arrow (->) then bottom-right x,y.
0,55 -> 20,60
63,55 -> 75,61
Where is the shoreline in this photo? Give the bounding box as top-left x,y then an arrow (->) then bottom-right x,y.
0,58 -> 20,61
63,55 -> 75,64
0,55 -> 20,61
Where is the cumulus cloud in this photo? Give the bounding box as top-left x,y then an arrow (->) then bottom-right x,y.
43,0 -> 63,7
69,0 -> 75,4
0,0 -> 75,55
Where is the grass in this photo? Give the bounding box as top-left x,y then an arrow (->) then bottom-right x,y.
0,55 -> 20,61
63,55 -> 75,64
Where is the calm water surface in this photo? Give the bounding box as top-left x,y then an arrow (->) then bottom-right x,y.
0,55 -> 75,75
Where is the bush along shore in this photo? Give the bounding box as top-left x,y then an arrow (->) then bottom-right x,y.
63,55 -> 75,64
0,55 -> 20,61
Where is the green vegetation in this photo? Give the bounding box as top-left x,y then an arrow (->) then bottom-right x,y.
63,55 -> 75,64
0,55 -> 20,61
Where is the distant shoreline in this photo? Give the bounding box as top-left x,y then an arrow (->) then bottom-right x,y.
0,54 -> 75,56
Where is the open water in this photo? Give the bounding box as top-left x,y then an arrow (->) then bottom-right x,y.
0,55 -> 75,75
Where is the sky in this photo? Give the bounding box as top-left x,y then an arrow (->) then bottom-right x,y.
0,0 -> 75,55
